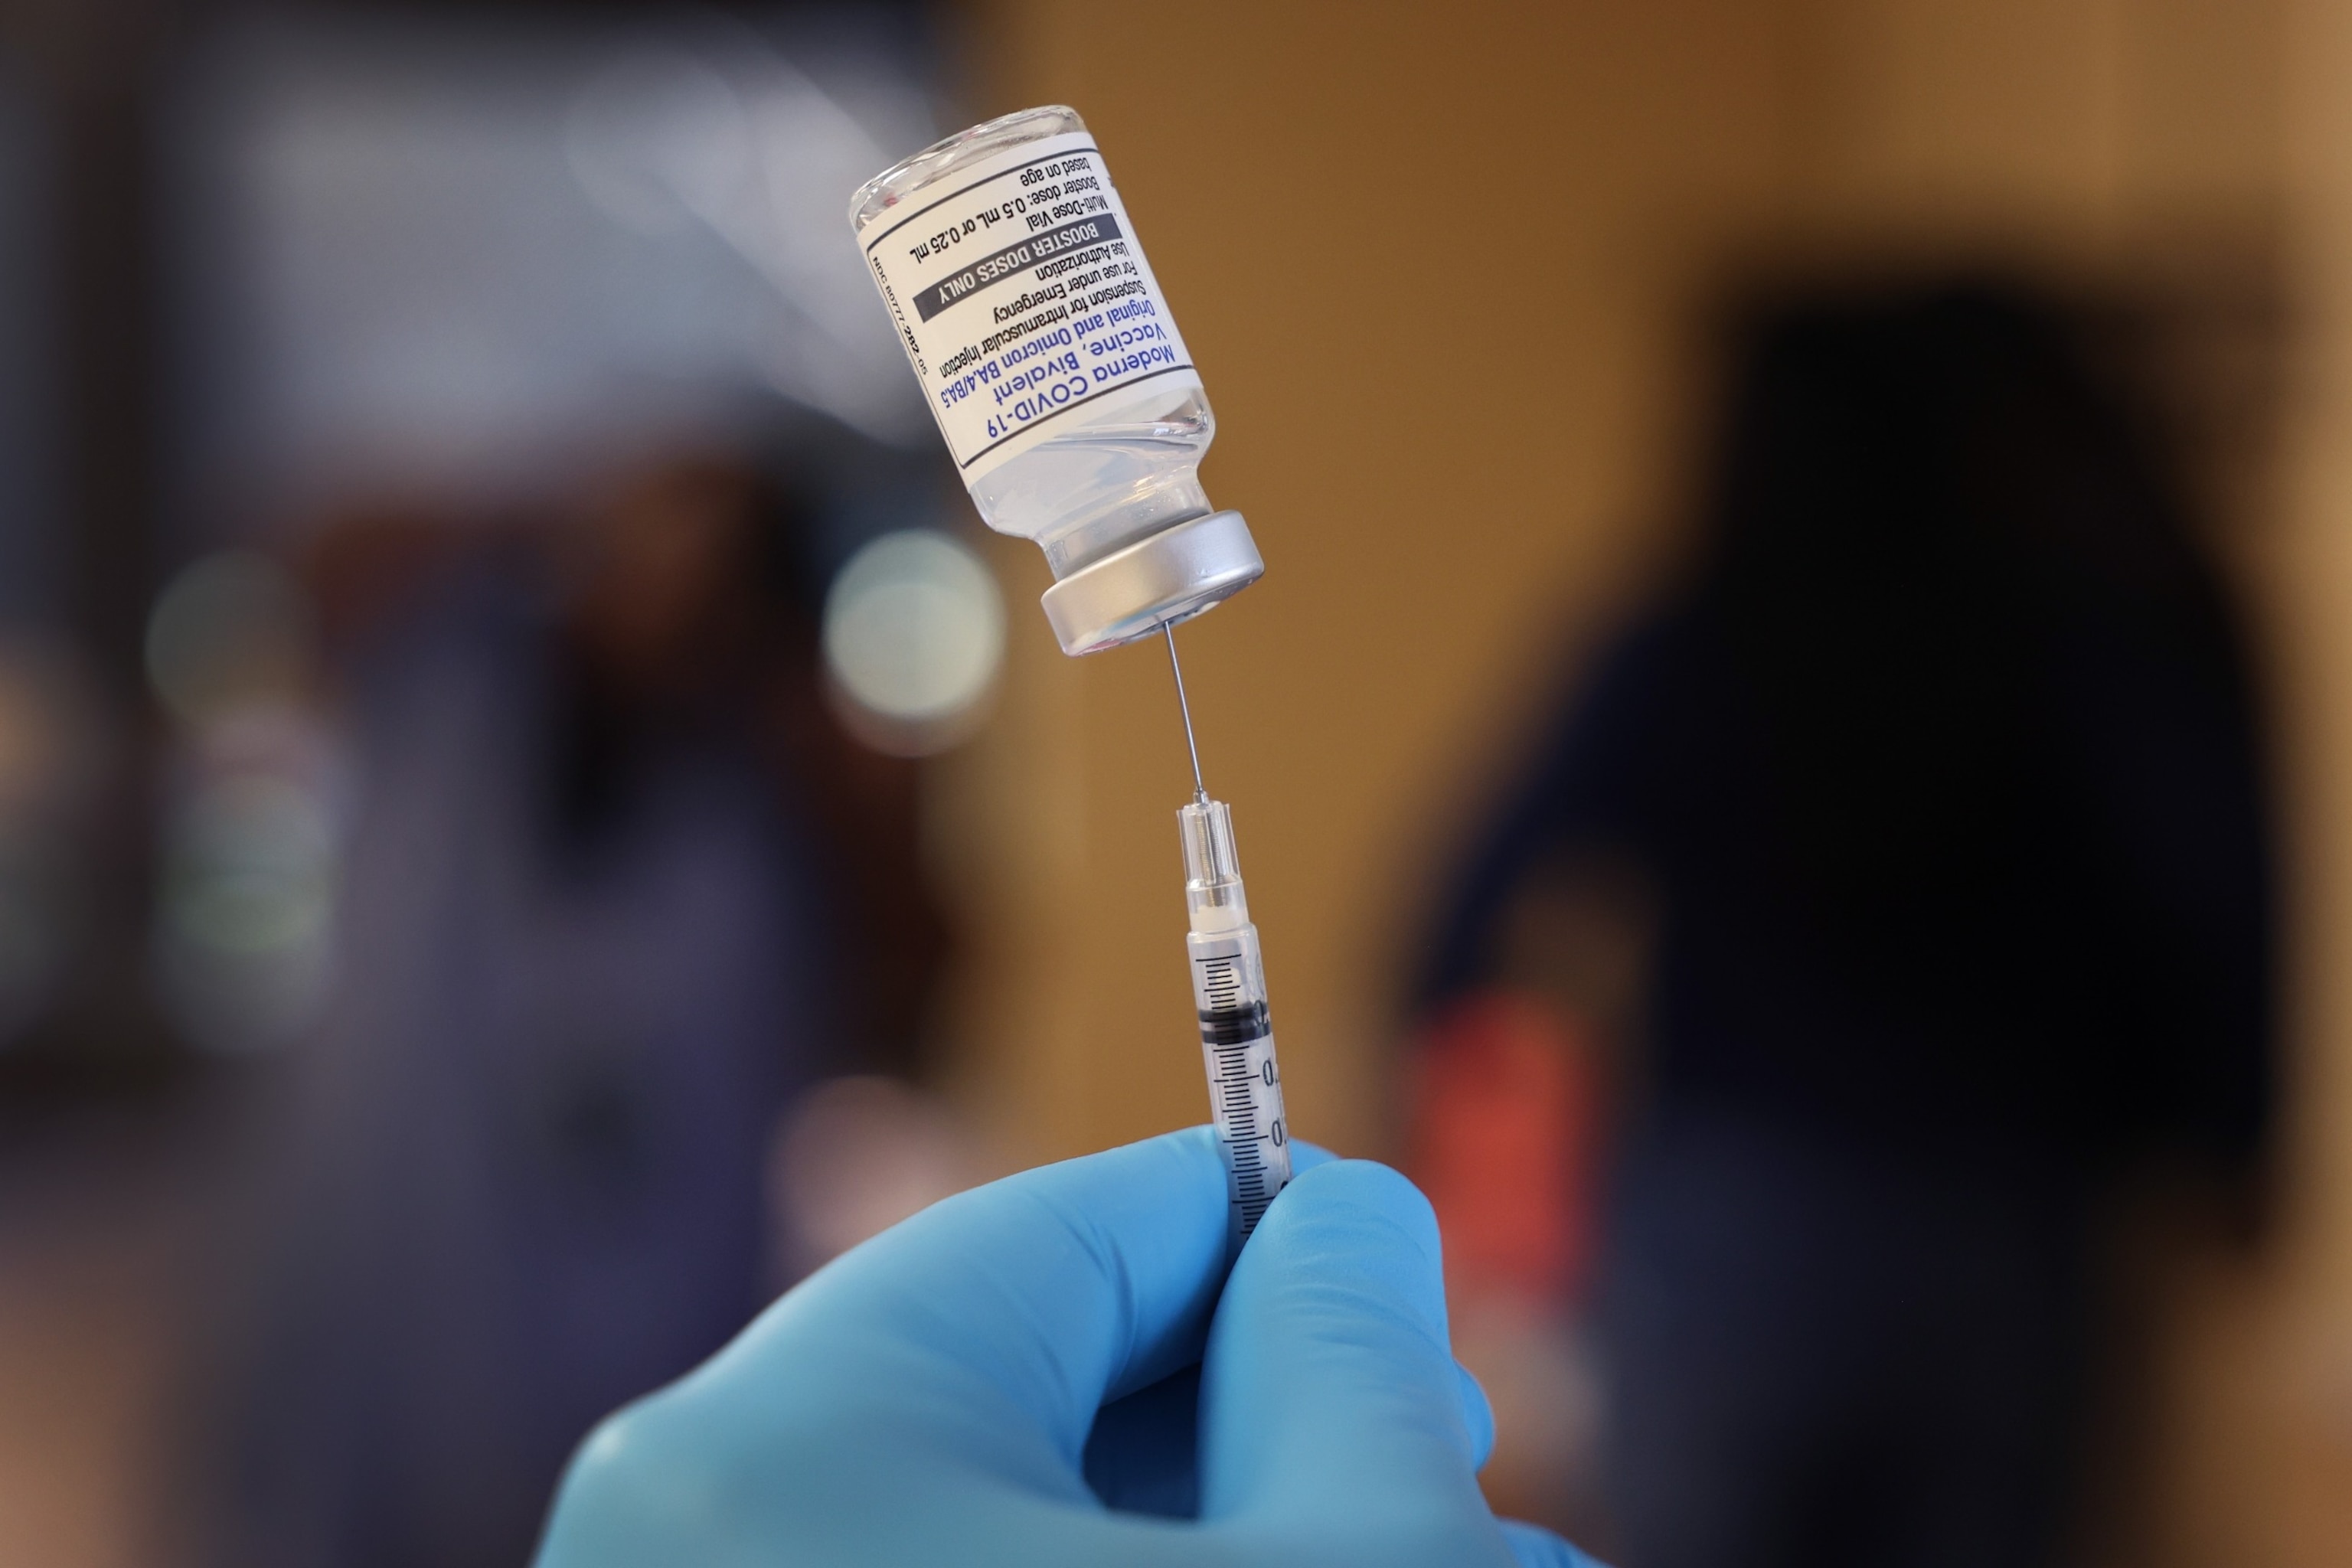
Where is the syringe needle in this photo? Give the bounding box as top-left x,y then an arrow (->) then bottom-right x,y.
1165,621 -> 1207,803
1165,630 -> 1290,1248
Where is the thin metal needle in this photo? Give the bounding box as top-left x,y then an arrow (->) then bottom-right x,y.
1164,621 -> 1207,802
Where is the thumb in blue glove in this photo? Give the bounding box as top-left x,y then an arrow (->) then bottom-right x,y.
533,1126 -> 1602,1567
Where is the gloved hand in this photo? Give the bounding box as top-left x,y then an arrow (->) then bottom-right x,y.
534,1127 -> 1599,1567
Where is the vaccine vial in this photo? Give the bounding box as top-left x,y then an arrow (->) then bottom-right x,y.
850,106 -> 1263,655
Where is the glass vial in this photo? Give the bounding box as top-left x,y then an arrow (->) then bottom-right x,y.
851,106 -> 1263,655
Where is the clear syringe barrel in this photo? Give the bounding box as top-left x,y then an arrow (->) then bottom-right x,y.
1179,797 -> 1292,1247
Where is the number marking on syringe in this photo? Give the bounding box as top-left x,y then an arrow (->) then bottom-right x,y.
1197,951 -> 1279,1233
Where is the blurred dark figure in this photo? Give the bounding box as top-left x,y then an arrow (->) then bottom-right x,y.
203,458 -> 948,1568
1423,280 -> 2274,1568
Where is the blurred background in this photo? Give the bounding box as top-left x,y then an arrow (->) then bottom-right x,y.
2,0 -> 2350,1564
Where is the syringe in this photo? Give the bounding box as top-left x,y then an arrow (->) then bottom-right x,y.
1164,626 -> 1292,1248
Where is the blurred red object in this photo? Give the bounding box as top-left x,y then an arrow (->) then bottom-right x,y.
1405,991 -> 1606,1308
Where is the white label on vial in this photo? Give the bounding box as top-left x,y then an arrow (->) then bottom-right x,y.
858,131 -> 1204,482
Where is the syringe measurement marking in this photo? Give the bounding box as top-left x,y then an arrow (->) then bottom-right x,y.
1197,949 -> 1277,1235
1217,1053 -> 1271,1231
1202,956 -> 1240,1008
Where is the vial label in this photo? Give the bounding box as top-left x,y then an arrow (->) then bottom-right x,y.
858,131 -> 1204,482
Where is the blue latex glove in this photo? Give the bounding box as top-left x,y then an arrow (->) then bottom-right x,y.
534,1127 -> 1600,1566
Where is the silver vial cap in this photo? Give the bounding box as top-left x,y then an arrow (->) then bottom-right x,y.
1038,510 -> 1263,656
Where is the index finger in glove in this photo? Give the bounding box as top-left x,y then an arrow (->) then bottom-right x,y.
709,1126 -> 1241,1484
539,1129 -> 1287,1566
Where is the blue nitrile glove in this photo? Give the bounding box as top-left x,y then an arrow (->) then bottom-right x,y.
534,1126 -> 1600,1567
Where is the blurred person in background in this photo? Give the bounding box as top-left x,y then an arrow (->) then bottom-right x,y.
1418,279 -> 2275,1568
201,454 -> 949,1568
